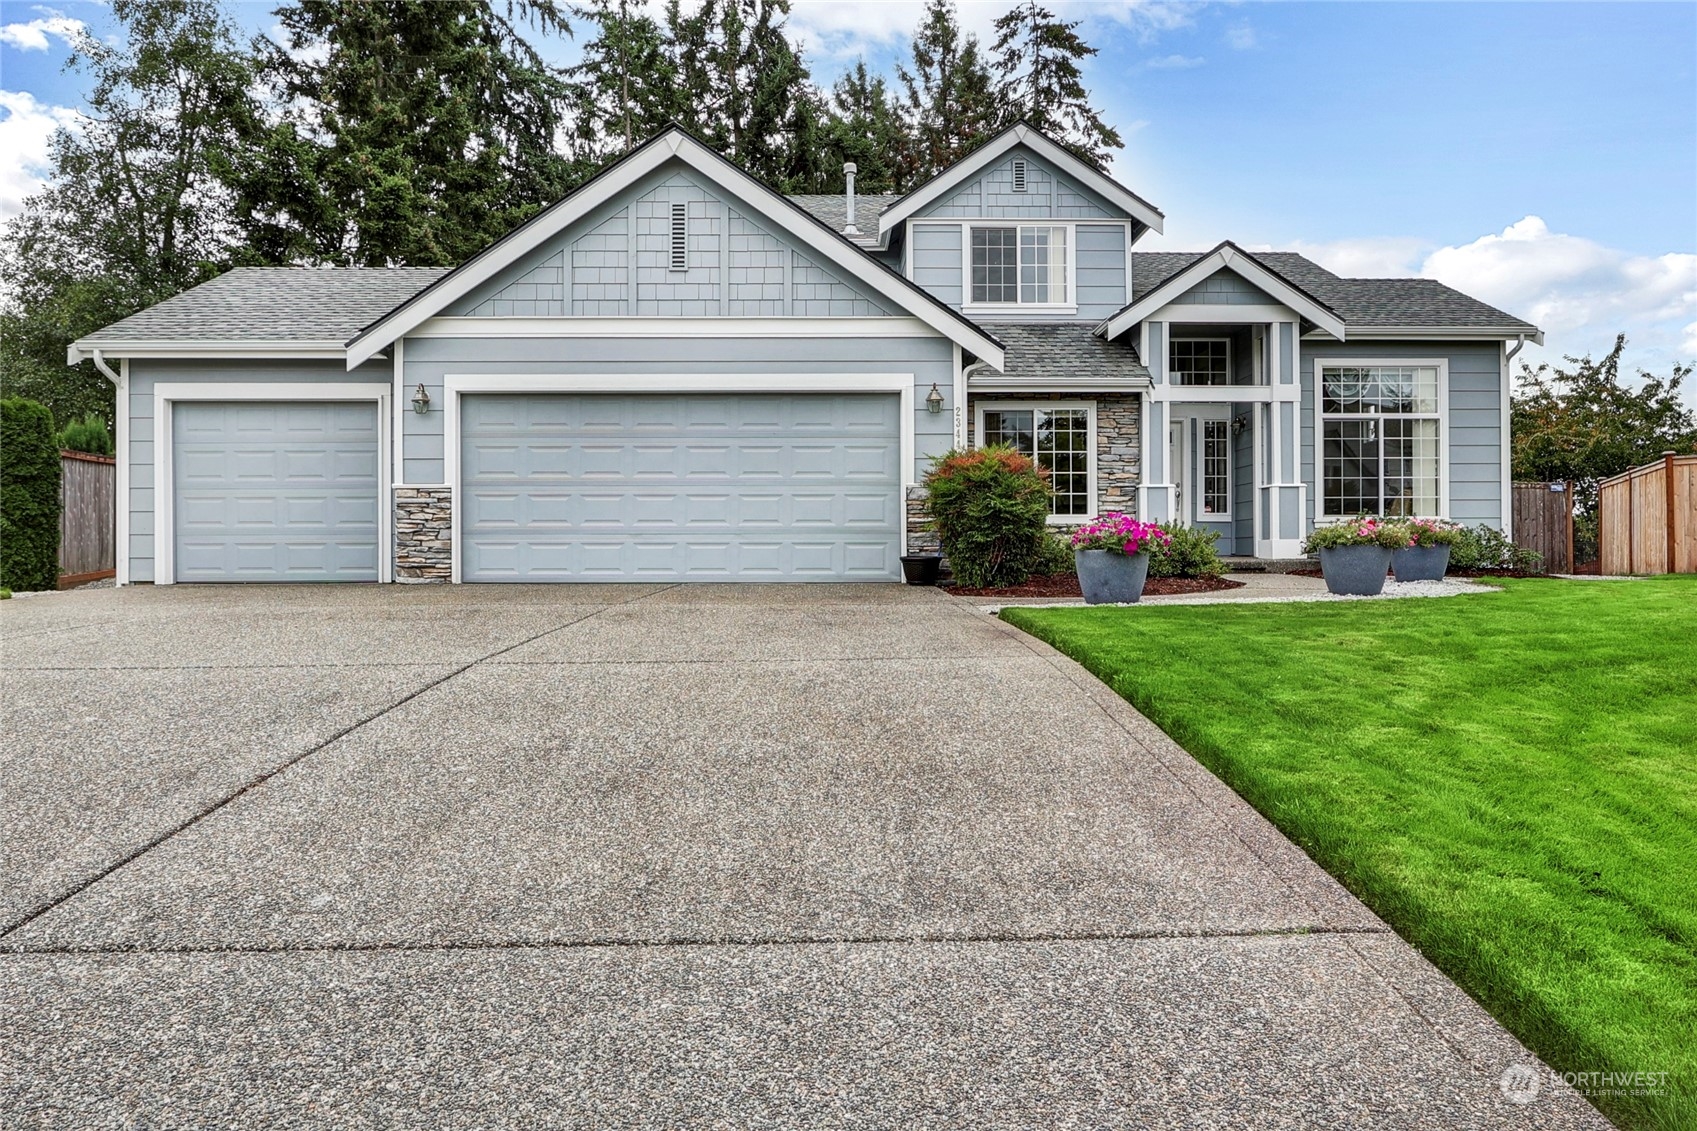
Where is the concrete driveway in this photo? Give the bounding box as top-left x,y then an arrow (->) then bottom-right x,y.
1,584 -> 1607,1129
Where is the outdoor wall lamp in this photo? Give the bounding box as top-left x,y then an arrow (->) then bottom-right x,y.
1231,413 -> 1249,438
412,383 -> 431,414
925,383 -> 944,413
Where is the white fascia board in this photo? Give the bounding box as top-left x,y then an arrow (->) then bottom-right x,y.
347,130 -> 1004,371
1307,325 -> 1545,345
1098,246 -> 1347,341
69,340 -> 350,362
878,125 -> 1165,239
410,316 -> 937,339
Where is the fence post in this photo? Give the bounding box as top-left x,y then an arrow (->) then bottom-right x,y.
1565,480 -> 1574,573
1667,451 -> 1678,576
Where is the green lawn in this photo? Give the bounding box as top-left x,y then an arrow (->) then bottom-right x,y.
1002,578 -> 1696,1131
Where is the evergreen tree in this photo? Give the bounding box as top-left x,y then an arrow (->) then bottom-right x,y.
991,1 -> 1121,168
897,0 -> 1000,186
821,61 -> 907,194
567,0 -> 683,161
233,0 -> 581,267
0,0 -> 257,427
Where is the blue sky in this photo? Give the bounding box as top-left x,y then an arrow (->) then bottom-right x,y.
3,0 -> 1695,389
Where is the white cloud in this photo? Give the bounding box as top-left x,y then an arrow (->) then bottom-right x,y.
1145,53 -> 1205,70
0,89 -> 79,221
1294,217 -> 1697,392
1225,23 -> 1256,50
0,8 -> 83,51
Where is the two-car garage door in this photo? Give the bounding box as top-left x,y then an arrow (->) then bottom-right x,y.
459,393 -> 902,581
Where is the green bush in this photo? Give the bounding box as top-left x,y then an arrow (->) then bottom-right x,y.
1148,522 -> 1227,578
1034,531 -> 1076,575
1449,524 -> 1545,573
56,412 -> 114,457
923,445 -> 1051,588
1,397 -> 63,591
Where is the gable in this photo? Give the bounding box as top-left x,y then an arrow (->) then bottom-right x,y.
1169,268 -> 1279,307
450,167 -> 895,319
913,146 -> 1118,220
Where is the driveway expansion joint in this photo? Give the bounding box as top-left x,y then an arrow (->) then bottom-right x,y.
0,585 -> 679,941
0,922 -> 1394,957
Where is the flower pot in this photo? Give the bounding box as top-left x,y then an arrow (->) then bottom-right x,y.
1075,549 -> 1151,604
1392,544 -> 1451,582
900,554 -> 942,586
1318,545 -> 1393,596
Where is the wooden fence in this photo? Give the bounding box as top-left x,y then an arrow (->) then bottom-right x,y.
1512,481 -> 1573,574
58,450 -> 116,587
1598,452 -> 1697,575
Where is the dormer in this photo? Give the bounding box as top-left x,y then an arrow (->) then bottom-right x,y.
876,123 -> 1165,323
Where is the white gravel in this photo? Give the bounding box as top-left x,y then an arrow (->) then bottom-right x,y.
979,576 -> 1500,611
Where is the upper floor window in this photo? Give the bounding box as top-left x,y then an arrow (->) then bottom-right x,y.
1170,339 -> 1230,385
969,225 -> 1068,306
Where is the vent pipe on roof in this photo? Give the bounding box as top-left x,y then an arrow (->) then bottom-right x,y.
842,162 -> 860,236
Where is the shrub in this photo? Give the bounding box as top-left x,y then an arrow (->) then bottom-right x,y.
56,413 -> 114,457
1034,531 -> 1076,575
0,397 -> 63,592
1148,522 -> 1227,578
1449,524 -> 1545,573
1398,518 -> 1465,548
1303,515 -> 1406,553
923,445 -> 1051,588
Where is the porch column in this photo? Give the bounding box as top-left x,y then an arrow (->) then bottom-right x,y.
1137,321 -> 1177,522
1256,320 -> 1307,557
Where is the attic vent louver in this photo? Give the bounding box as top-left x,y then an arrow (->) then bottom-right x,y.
1012,159 -> 1028,192
669,203 -> 688,270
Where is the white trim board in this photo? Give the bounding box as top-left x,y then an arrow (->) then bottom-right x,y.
69,341 -> 358,362
151,381 -> 393,585
408,317 -> 941,339
1306,325 -> 1544,344
1099,244 -> 1347,342
346,130 -> 1004,370
441,372 -> 917,584
877,124 -> 1164,239
115,359 -> 131,586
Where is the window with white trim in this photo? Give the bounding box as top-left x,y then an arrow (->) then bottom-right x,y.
1201,420 -> 1230,516
1321,365 -> 1441,517
981,404 -> 1091,517
970,225 -> 1068,305
1170,339 -> 1229,386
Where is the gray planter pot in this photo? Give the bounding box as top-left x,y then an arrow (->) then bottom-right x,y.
1075,549 -> 1152,604
1318,545 -> 1393,596
1391,544 -> 1451,582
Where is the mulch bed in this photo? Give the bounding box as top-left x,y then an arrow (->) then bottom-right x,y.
1289,567 -> 1548,580
945,574 -> 1246,598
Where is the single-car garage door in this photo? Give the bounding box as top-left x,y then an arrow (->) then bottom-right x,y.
172,401 -> 380,582
460,393 -> 901,581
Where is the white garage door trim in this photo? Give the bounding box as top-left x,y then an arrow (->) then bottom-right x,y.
443,372 -> 915,584
153,382 -> 392,584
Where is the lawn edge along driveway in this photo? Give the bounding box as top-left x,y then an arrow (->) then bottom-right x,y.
1001,577 -> 1697,1131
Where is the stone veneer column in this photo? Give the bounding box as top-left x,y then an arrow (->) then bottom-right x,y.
904,485 -> 940,555
394,487 -> 452,581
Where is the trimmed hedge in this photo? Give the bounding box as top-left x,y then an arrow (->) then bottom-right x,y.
923,445 -> 1051,588
1,397 -> 63,591
57,412 -> 114,457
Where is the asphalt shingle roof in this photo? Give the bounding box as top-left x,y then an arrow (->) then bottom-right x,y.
786,194 -> 902,241
79,267 -> 452,343
978,322 -> 1150,384
1129,251 -> 1536,331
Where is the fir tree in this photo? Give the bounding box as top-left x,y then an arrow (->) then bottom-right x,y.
897,0 -> 1001,186
992,1 -> 1122,168
822,61 -> 907,193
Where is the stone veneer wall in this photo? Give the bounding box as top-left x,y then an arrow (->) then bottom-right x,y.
964,392 -> 1143,521
395,487 -> 452,581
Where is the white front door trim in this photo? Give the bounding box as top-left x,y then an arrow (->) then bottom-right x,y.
442,372 -> 916,584
152,381 -> 393,585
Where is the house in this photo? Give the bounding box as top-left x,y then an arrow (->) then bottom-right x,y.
69,123 -> 1541,584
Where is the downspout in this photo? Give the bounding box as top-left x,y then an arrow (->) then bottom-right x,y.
91,349 -> 128,585
91,348 -> 121,385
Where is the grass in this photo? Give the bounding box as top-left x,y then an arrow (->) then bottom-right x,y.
1001,578 -> 1696,1130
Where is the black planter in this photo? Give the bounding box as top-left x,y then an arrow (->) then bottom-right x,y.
900,555 -> 942,586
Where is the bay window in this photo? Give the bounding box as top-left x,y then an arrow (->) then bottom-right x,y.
979,403 -> 1093,518
969,225 -> 1069,306
1321,364 -> 1442,517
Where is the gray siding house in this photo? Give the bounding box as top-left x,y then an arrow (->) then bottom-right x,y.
72,123 -> 1540,584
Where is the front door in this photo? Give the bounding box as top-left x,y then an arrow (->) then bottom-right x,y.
1168,407 -> 1235,548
